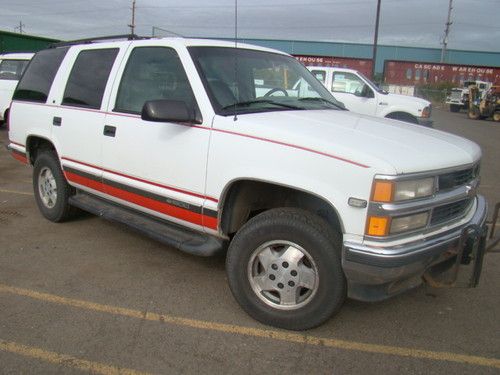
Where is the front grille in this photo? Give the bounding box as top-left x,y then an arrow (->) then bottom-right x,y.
438,167 -> 476,191
450,90 -> 462,100
431,199 -> 472,226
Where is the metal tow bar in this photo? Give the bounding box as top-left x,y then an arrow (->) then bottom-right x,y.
486,202 -> 500,253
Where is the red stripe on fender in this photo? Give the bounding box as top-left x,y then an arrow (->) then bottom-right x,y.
9,140 -> 26,148
11,152 -> 28,165
203,215 -> 218,230
65,171 -> 218,230
211,128 -> 370,168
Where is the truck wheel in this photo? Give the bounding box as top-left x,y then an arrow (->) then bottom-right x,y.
493,111 -> 500,122
226,208 -> 346,330
33,151 -> 76,222
449,104 -> 460,113
468,107 -> 481,120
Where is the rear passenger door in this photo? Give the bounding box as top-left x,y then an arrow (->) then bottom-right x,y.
51,46 -> 126,194
101,45 -> 215,233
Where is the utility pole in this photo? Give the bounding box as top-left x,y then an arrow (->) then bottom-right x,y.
441,0 -> 453,63
371,0 -> 381,79
15,20 -> 25,34
128,0 -> 136,36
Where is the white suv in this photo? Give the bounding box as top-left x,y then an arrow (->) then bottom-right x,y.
7,37 -> 488,330
0,52 -> 33,125
307,66 -> 433,126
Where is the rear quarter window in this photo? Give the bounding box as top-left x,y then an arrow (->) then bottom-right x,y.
0,59 -> 30,80
13,47 -> 69,103
62,48 -> 119,109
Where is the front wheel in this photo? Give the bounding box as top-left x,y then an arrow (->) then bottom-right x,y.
33,151 -> 76,222
226,208 -> 346,330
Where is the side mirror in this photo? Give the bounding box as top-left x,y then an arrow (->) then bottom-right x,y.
141,100 -> 201,124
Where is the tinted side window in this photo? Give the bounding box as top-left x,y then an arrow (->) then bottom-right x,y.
115,47 -> 197,114
13,47 -> 69,103
62,48 -> 118,109
0,59 -> 30,80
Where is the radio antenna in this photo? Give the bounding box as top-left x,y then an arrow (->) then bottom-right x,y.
233,0 -> 238,121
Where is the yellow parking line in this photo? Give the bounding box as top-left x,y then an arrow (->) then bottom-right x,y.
1,284 -> 499,369
0,188 -> 33,196
0,339 -> 151,375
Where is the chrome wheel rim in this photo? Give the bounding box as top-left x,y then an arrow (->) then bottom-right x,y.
38,167 -> 57,209
248,240 -> 319,310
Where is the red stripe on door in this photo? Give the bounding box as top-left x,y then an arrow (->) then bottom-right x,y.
65,171 -> 217,230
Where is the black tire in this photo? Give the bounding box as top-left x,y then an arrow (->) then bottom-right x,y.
449,104 -> 461,113
33,151 -> 76,222
385,112 -> 419,124
468,107 -> 481,120
226,208 -> 346,330
493,111 -> 500,122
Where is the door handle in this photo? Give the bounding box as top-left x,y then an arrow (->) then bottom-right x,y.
53,116 -> 62,126
103,125 -> 116,137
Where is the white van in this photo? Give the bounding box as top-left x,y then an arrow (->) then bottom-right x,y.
0,53 -> 33,125
307,66 -> 433,126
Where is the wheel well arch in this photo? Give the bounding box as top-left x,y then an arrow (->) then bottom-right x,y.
26,135 -> 57,165
219,178 -> 344,236
385,111 -> 419,124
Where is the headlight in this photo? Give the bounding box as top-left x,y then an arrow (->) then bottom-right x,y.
371,177 -> 435,202
390,212 -> 429,234
421,105 -> 432,118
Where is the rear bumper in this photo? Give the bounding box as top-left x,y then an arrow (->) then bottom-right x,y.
343,195 -> 488,302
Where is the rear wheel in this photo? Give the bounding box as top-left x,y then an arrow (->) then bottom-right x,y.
468,106 -> 481,120
33,151 -> 76,222
226,208 -> 346,330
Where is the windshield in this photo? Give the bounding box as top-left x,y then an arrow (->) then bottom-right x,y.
188,47 -> 344,115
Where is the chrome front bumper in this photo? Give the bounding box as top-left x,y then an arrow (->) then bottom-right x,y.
343,195 -> 488,302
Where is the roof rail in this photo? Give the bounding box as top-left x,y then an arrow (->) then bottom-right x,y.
50,34 -> 149,48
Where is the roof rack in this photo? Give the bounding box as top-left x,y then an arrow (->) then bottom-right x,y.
50,34 -> 149,48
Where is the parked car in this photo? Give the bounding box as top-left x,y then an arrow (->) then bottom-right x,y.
8,37 -> 487,330
304,66 -> 433,126
0,52 -> 33,126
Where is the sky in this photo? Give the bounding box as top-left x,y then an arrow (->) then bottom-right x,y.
1,0 -> 500,52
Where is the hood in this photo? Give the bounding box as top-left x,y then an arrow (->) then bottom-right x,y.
218,110 -> 481,175
385,92 -> 430,108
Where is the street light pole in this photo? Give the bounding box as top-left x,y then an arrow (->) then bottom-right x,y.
371,0 -> 381,80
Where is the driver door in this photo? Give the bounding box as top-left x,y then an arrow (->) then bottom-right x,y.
330,71 -> 377,116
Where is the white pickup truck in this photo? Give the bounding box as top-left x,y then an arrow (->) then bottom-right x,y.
306,66 -> 433,126
7,37 -> 487,330
0,52 -> 33,125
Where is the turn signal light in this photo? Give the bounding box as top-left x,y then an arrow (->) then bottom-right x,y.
366,216 -> 390,236
371,181 -> 394,203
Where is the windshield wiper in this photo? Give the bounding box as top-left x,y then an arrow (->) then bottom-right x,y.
221,99 -> 302,111
298,97 -> 345,110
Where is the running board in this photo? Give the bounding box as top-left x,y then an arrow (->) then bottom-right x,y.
68,193 -> 225,257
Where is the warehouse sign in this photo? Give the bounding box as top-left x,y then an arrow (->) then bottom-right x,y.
384,60 -> 500,85
294,55 -> 373,78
